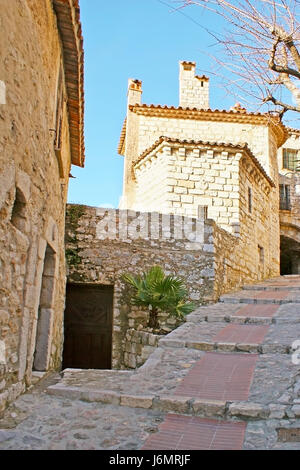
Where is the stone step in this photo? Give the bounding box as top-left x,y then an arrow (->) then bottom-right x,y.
187,303 -> 300,325
46,348 -> 300,420
219,290 -> 300,304
243,285 -> 300,292
46,384 -> 299,422
158,337 -> 293,354
157,320 -> 300,354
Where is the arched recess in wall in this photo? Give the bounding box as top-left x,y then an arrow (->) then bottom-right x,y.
10,187 -> 27,232
33,243 -> 57,371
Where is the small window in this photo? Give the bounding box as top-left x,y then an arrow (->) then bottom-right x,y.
248,187 -> 252,213
279,184 -> 291,210
198,205 -> 208,220
283,149 -> 299,171
54,66 -> 64,152
11,188 -> 26,232
258,245 -> 264,264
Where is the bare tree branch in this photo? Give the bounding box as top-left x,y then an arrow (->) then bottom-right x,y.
177,0 -> 300,118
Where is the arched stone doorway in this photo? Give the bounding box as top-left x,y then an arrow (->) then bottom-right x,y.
280,235 -> 300,275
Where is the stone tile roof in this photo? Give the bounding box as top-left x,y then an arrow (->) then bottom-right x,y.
133,136 -> 276,188
52,0 -> 85,167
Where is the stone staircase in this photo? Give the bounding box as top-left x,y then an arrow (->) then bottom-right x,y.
47,275 -> 300,449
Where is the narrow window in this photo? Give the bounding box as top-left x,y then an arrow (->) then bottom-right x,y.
248,187 -> 252,213
11,187 -> 26,232
258,245 -> 264,264
198,205 -> 208,220
279,184 -> 291,210
54,66 -> 64,152
283,149 -> 299,171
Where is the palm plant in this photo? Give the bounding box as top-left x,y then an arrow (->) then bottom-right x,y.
121,266 -> 195,330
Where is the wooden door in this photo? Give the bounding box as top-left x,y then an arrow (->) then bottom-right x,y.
62,284 -> 113,370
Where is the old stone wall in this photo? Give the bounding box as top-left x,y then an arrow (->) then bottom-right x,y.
65,204 -> 216,369
135,117 -> 272,179
0,0 -> 74,413
134,142 -> 242,231
123,329 -> 160,369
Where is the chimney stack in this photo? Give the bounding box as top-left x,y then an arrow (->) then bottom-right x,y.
127,78 -> 142,107
179,61 -> 209,109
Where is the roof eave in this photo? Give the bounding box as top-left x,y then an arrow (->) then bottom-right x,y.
53,0 -> 85,168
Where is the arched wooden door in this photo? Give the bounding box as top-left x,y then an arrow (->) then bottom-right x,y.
63,284 -> 113,370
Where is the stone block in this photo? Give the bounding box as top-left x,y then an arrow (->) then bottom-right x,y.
291,405 -> 300,418
120,395 -> 153,409
155,396 -> 190,414
228,402 -> 269,418
192,399 -> 226,417
186,341 -> 215,351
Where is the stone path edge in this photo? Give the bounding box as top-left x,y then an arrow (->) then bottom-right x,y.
47,384 -> 298,421
158,338 -> 293,354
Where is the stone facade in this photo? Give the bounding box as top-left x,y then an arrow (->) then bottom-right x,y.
278,130 -> 300,273
118,61 -> 287,282
0,0 -> 84,413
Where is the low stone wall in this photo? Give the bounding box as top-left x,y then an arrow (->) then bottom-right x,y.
65,205 -> 215,368
123,329 -> 160,369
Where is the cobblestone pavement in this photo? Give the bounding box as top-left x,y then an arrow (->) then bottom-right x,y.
1,275 -> 300,450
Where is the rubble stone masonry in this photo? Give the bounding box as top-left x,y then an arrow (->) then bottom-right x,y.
0,0 -> 84,414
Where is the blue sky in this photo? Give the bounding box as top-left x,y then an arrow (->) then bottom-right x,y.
67,0 -> 232,208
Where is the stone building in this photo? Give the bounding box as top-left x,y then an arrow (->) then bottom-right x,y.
0,0 -> 84,413
278,129 -> 300,273
118,61 -> 290,281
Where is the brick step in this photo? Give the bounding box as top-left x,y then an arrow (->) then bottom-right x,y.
46,384 -> 297,422
242,285 -> 300,291
187,303 -> 299,325
158,337 -> 293,354
219,290 -> 300,304
161,320 -> 300,355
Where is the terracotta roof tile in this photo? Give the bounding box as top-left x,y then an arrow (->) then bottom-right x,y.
52,0 -> 85,167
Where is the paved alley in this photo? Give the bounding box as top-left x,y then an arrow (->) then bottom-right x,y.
1,276 -> 300,450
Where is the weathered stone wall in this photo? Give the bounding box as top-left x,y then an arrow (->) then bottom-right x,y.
134,142 -> 242,231
0,0 -> 74,413
135,117 -> 272,177
238,158 -> 280,280
279,133 -> 300,229
134,139 -> 279,281
65,205 -> 216,369
123,329 -> 160,369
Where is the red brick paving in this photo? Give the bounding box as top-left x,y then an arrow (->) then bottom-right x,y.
213,324 -> 269,344
174,352 -> 258,401
142,279 -> 300,450
256,290 -> 289,300
142,414 -> 246,450
233,304 -> 279,317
